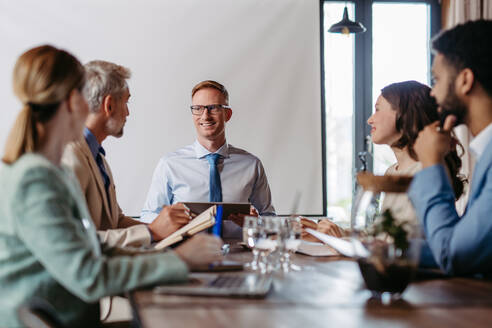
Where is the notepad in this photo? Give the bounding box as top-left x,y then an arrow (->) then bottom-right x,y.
154,205 -> 218,250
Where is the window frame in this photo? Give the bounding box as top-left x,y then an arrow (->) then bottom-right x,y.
319,0 -> 441,215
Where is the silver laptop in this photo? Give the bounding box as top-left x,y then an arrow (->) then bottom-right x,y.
153,273 -> 273,298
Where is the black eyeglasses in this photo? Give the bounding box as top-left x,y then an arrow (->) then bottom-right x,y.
190,104 -> 231,115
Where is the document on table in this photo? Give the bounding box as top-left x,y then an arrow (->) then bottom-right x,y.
305,228 -> 369,258
296,240 -> 338,257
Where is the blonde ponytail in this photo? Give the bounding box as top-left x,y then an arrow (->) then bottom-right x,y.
2,45 -> 85,165
2,105 -> 36,164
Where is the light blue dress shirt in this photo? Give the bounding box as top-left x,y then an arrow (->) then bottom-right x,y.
408,124 -> 492,276
140,141 -> 275,223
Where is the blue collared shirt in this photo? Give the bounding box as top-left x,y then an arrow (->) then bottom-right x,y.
84,128 -> 101,160
140,140 -> 275,223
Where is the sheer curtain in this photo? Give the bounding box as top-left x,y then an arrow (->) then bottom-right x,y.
441,0 -> 492,214
442,0 -> 491,26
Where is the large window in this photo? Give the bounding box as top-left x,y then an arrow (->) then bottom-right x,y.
321,0 -> 440,224
372,2 -> 433,175
322,2 -> 355,224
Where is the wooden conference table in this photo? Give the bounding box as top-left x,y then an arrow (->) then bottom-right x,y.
129,244 -> 492,328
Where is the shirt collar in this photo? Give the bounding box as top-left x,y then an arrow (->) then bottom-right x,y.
193,140 -> 230,159
469,122 -> 492,160
84,127 -> 104,159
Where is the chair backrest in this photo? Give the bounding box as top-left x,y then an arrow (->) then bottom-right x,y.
17,298 -> 65,328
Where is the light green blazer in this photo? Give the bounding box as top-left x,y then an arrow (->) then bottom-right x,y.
0,154 -> 188,327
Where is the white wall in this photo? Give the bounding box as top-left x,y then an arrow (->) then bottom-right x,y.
0,0 -> 323,215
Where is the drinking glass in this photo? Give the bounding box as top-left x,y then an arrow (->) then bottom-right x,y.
255,216 -> 279,274
280,216 -> 302,272
242,216 -> 260,270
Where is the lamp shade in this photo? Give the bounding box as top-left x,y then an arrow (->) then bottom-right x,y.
328,6 -> 366,34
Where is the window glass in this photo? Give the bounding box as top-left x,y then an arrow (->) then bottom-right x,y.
323,2 -> 355,225
372,3 -> 431,175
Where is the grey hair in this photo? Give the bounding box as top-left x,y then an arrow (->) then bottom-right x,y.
83,60 -> 131,112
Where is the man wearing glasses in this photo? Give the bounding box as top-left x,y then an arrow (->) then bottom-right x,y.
140,80 -> 275,232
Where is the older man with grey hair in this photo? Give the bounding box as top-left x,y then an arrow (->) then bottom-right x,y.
62,60 -> 192,248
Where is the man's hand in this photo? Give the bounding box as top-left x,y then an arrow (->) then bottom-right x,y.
227,206 -> 258,227
174,234 -> 224,270
414,115 -> 457,168
148,203 -> 192,241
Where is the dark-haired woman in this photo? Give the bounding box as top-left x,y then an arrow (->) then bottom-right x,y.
315,80 -> 464,236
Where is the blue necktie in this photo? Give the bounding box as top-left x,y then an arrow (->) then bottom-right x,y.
206,153 -> 222,202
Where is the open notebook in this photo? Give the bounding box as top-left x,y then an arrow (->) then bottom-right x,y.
154,205 -> 218,250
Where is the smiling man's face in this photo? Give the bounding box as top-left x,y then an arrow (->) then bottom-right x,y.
191,87 -> 232,142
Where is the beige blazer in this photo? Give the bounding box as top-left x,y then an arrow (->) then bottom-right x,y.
62,139 -> 151,247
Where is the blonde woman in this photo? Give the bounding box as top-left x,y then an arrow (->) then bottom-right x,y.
0,45 -> 223,327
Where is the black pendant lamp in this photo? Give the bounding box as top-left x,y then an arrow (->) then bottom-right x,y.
328,6 -> 366,35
